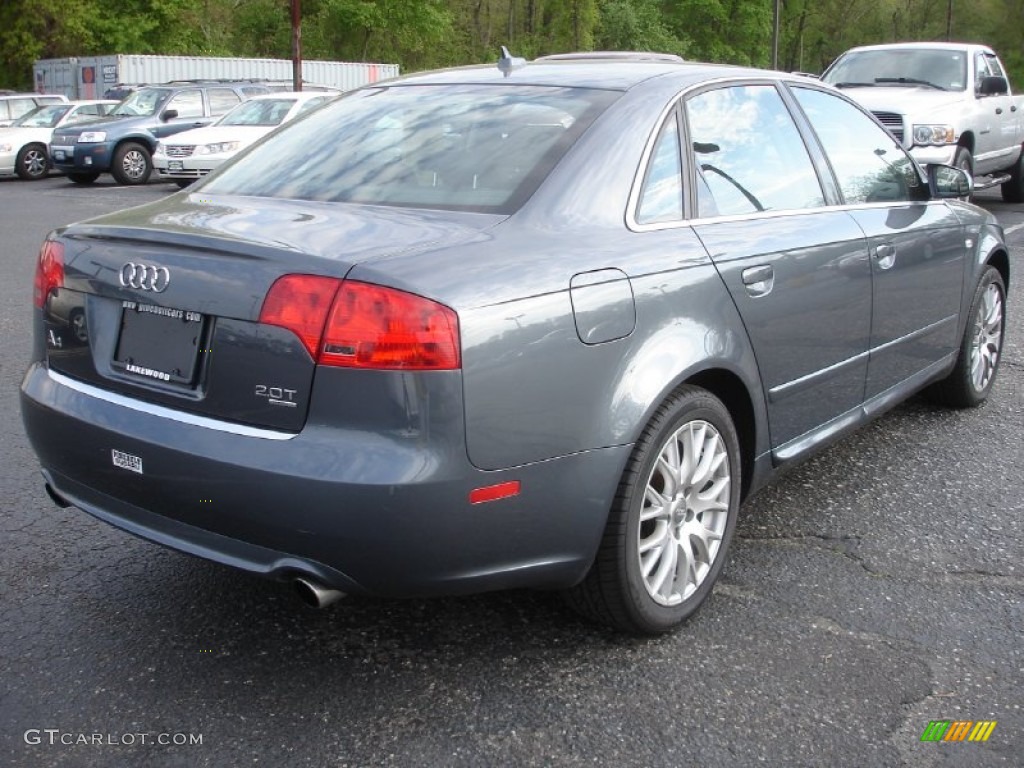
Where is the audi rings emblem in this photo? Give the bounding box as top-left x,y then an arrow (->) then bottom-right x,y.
120,262 -> 170,293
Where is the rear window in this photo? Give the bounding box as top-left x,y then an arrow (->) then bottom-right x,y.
202,84 -> 618,214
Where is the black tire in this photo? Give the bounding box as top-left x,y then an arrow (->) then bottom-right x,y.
111,141 -> 152,185
1001,149 -> 1024,203
953,145 -> 974,176
15,143 -> 48,180
67,172 -> 100,185
925,266 -> 1006,408
175,180 -> 194,189
565,385 -> 741,634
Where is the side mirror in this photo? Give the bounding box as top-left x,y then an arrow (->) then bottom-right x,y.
927,164 -> 972,199
161,109 -> 179,122
978,75 -> 1008,96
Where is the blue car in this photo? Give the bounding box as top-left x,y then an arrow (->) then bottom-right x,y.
49,82 -> 269,185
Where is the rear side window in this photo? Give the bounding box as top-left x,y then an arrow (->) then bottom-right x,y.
208,88 -> 242,115
203,85 -> 619,214
685,85 -> 824,216
8,98 -> 37,120
636,113 -> 683,225
793,87 -> 919,205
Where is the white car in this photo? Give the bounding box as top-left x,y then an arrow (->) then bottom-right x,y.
0,100 -> 117,180
154,91 -> 336,186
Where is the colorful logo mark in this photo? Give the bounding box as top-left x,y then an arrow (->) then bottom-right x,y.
920,720 -> 997,742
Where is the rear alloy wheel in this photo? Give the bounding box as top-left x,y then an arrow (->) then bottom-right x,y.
67,172 -> 100,185
926,266 -> 1006,407
111,141 -> 152,185
565,385 -> 741,634
1002,149 -> 1024,203
16,143 -> 48,180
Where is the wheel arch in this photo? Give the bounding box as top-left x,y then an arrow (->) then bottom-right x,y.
114,134 -> 157,153
986,248 -> 1010,293
958,131 -> 975,154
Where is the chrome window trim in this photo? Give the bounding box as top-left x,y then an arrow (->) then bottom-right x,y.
629,198 -> 946,234
48,370 -> 296,441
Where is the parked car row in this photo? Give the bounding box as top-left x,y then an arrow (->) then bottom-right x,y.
0,81 -> 338,185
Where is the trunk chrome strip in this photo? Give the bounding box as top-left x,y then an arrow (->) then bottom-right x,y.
48,370 -> 297,441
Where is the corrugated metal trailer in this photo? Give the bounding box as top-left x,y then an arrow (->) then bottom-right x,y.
33,54 -> 399,99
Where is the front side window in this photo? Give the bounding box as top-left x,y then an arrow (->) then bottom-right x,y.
203,85 -> 618,214
794,87 -> 919,205
686,84 -> 824,217
111,88 -> 170,117
166,90 -> 204,119
636,113 -> 683,225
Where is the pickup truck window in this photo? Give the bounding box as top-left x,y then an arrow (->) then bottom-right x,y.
825,49 -> 967,92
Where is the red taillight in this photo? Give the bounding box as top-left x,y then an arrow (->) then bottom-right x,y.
259,275 -> 341,359
33,240 -> 64,309
259,277 -> 460,370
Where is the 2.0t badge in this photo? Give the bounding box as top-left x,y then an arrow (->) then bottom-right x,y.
120,262 -> 170,293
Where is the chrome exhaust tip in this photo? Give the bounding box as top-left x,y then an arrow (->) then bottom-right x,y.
293,577 -> 346,609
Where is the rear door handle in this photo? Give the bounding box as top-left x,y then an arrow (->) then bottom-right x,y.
873,243 -> 896,270
741,265 -> 774,297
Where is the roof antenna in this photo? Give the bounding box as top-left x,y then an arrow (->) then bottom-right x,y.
497,46 -> 526,77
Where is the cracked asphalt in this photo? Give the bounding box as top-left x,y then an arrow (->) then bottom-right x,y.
1,177 -> 1021,767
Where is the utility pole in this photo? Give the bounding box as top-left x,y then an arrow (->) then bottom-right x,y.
291,0 -> 302,91
772,0 -> 780,70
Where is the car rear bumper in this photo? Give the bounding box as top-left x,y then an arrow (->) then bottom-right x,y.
21,363 -> 626,597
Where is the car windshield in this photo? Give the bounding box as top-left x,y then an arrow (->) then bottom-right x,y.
823,49 -> 968,91
216,98 -> 297,127
12,104 -> 71,127
110,88 -> 171,117
202,84 -> 618,214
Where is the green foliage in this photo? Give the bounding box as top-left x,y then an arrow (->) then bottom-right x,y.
1,0 -> 1022,90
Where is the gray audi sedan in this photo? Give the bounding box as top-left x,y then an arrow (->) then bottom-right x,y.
22,53 -> 1009,634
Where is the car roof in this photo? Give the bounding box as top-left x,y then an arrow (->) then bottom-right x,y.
247,91 -> 334,101
842,42 -> 992,54
68,99 -> 120,106
385,58 -> 784,92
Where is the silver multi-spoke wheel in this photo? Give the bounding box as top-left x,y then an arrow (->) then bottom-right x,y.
22,148 -> 46,177
969,283 -> 1003,393
122,150 -> 147,180
565,386 -> 740,634
638,419 -> 730,606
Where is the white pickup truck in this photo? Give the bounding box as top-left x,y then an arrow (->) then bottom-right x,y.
821,42 -> 1024,202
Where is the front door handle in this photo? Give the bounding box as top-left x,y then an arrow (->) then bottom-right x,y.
873,243 -> 896,270
741,265 -> 774,297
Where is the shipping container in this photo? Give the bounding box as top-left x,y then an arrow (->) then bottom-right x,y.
32,54 -> 399,99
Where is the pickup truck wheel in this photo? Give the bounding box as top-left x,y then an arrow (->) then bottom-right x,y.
111,141 -> 152,185
564,386 -> 741,634
67,172 -> 100,185
953,146 -> 974,176
16,143 -> 49,180
1001,150 -> 1024,203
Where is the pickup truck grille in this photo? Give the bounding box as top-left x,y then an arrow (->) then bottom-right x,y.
165,145 -> 196,158
872,112 -> 904,143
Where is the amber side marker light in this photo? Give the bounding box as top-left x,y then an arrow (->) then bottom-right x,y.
469,481 -> 521,505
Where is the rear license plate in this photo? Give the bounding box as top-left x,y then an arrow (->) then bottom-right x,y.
111,449 -> 143,474
168,160 -> 183,171
113,301 -> 204,385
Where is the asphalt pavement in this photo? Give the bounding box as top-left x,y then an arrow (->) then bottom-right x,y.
1,175 -> 1021,767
